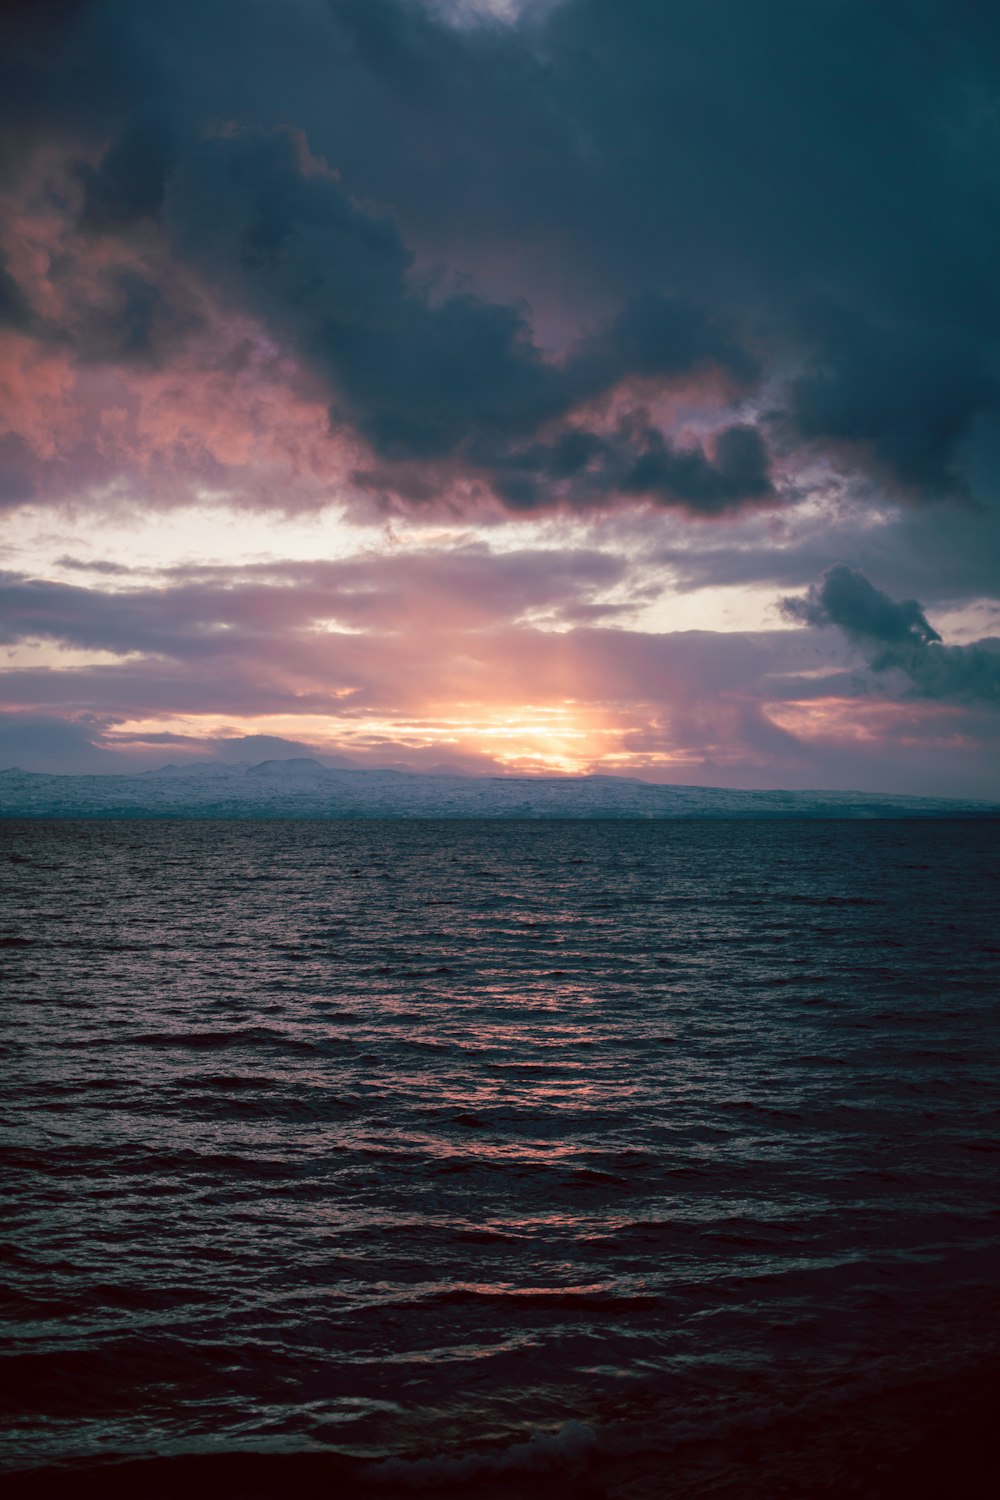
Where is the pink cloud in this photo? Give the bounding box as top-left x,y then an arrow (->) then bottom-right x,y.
0,138 -> 779,520
0,155 -> 359,512
2,547 -> 997,794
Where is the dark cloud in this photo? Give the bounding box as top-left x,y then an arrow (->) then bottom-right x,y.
783,565 -> 1000,706
0,711 -> 117,773
620,424 -> 772,513
0,715 -> 353,774
0,0 -> 143,184
157,124 -> 763,504
1,0 -> 787,514
782,564 -> 942,648
55,555 -> 133,575
75,102 -> 187,233
70,267 -> 203,367
5,0 -> 1000,513
477,418 -> 772,514
789,310 -> 997,500
570,291 -> 757,391
164,125 -> 565,461
0,250 -> 33,329
0,0 -> 91,58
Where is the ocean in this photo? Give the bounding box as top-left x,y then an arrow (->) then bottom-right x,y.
2,818 -> 998,1497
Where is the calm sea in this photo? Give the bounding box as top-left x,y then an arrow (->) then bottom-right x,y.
2,819 -> 999,1497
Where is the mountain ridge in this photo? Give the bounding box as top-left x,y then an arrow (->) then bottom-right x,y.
1,759 -> 997,819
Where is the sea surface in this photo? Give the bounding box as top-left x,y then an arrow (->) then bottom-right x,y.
2,819 -> 999,1497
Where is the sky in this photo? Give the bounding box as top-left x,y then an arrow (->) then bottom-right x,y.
1,0 -> 999,795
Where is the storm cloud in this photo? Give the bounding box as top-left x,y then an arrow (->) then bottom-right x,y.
3,0 -> 1000,513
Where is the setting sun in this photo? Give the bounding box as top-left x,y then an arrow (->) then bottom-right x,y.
105,702 -> 616,775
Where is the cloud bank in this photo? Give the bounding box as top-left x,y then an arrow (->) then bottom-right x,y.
2,0 -> 1000,516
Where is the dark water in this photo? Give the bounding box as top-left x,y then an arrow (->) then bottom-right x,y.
2,819 -> 999,1496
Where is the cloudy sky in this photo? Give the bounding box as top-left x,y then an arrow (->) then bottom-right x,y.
2,0 -> 999,794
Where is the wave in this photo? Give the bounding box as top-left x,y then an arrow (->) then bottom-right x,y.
130,1028 -> 319,1051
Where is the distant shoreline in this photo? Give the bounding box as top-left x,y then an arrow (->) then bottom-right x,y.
2,760 -> 997,820
3,812 -> 999,822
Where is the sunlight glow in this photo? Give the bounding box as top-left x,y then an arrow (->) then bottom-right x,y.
107,702 -> 617,774
433,704 -> 607,772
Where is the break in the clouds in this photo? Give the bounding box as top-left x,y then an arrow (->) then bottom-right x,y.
1,1 -> 999,794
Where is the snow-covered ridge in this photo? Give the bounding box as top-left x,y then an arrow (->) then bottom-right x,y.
1,759 -> 996,818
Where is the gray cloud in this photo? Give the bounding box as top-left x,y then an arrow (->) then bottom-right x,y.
782,565 -> 1000,706
0,712 -> 122,774
789,311 -> 997,501
782,564 -> 942,648
156,124 -> 765,507
0,249 -> 33,329
55,555 -> 134,575
0,545 -> 632,657
4,0 -> 1000,512
0,715 -> 361,774
473,418 -> 773,515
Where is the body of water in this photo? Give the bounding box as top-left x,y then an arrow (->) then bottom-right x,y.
2,819 -> 998,1496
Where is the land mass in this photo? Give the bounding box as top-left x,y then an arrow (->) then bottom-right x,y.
1,759 -> 997,818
